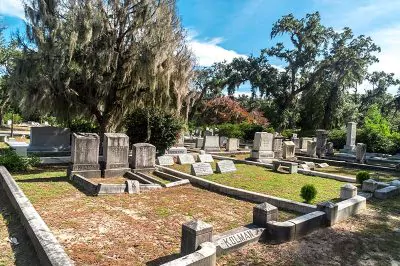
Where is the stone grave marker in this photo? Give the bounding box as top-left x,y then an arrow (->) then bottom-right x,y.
102,133 -> 130,177
282,141 -> 295,159
214,227 -> 264,254
216,160 -> 236,173
178,154 -> 195,164
157,155 -> 174,166
226,138 -> 239,151
300,137 -> 313,150
272,132 -> 283,158
340,184 -> 357,199
191,162 -> 213,176
326,142 -> 334,156
344,122 -> 357,152
167,147 -> 187,155
28,126 -> 71,152
316,129 -> 328,157
307,141 -> 317,158
130,143 -> 156,169
202,135 -> 220,151
251,132 -> 274,161
219,136 -> 228,148
356,143 -> 367,163
68,133 -> 101,178
195,138 -> 204,148
198,154 -> 214,163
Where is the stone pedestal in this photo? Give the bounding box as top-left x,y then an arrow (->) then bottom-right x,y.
102,133 -> 130,177
340,184 -> 357,200
362,179 -> 378,192
130,143 -> 156,170
356,143 -> 367,164
253,202 -> 278,227
343,122 -> 357,152
317,201 -> 339,226
307,141 -> 317,158
181,220 -> 213,256
282,141 -> 295,159
316,129 -> 328,158
300,137 -> 313,150
68,133 -> 101,178
326,142 -> 334,156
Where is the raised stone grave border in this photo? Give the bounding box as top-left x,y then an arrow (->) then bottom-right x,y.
0,166 -> 74,266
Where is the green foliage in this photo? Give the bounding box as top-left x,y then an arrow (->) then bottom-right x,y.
125,108 -> 183,155
68,118 -> 99,133
239,123 -> 267,141
281,129 -> 297,139
3,112 -> 22,124
328,129 -> 346,149
217,123 -> 244,138
300,184 -> 317,203
356,171 -> 371,184
0,149 -> 40,172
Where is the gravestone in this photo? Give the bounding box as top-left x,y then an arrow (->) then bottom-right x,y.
198,154 -> 214,163
28,126 -> 71,152
316,129 -> 328,158
216,160 -> 236,173
157,155 -> 174,166
204,130 -> 213,136
68,133 -> 101,178
202,136 -> 220,151
282,141 -> 296,159
344,122 -> 357,152
307,141 -> 317,158
356,143 -> 367,164
176,130 -> 185,147
291,134 -> 300,149
340,184 -> 357,199
102,133 -> 130,177
251,132 -> 274,161
300,137 -> 313,150
326,142 -> 334,156
272,133 -> 283,158
219,136 -> 228,148
191,162 -> 213,176
166,147 -> 187,155
177,154 -> 195,164
195,138 -> 204,148
130,143 -> 156,169
226,138 -> 239,152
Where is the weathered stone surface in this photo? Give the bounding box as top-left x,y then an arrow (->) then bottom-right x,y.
126,180 -> 140,194
282,141 -> 296,159
166,147 -> 187,155
191,162 -> 213,176
219,136 -> 228,148
157,155 -> 174,166
356,143 -> 367,163
178,154 -> 195,165
253,202 -> 278,227
326,142 -> 334,155
374,186 -> 400,199
307,141 -> 317,157
299,164 -> 310,170
390,180 -> 400,187
288,211 -> 326,238
214,227 -> 264,255
198,154 -> 214,163
253,132 -> 274,151
216,160 -> 236,173
316,163 -> 329,168
316,129 -> 328,157
181,220 -> 213,256
300,137 -> 313,150
272,161 -> 298,174
362,179 -> 378,192
202,136 -> 220,151
28,126 -> 71,152
195,138 -> 204,149
226,138 -> 239,151
130,143 -> 156,169
266,221 -> 295,243
344,122 -> 357,152
251,150 -> 274,159
340,183 -> 357,199
102,133 -> 130,177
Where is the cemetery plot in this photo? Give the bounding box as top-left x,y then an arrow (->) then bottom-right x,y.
315,166 -> 400,181
169,162 -> 345,204
89,177 -> 128,184
11,168 -> 298,265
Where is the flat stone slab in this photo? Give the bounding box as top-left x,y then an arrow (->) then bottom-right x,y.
191,162 -> 213,176
216,160 -> 237,174
167,147 -> 187,155
198,154 -> 214,163
374,186 -> 400,199
157,155 -> 174,166
177,154 -> 195,165
316,163 -> 329,168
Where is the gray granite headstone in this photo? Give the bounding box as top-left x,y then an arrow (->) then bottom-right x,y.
316,129 -> 328,157
307,141 -> 317,158
356,143 -> 367,163
191,162 -> 213,176
198,154 -> 214,163
344,122 -> 357,152
68,133 -> 101,178
251,132 -> 274,161
326,142 -> 334,156
216,160 -> 236,173
102,133 -> 130,177
202,136 -> 220,151
195,138 -> 204,148
178,154 -> 195,164
282,141 -> 295,159
226,138 -> 239,151
157,155 -> 174,166
300,137 -> 313,150
28,126 -> 71,152
130,143 -> 156,169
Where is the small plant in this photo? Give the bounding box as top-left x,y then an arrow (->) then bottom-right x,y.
0,149 -> 40,172
356,171 -> 370,184
300,184 -> 317,203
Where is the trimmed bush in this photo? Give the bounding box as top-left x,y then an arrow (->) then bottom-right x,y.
300,184 -> 317,203
239,123 -> 266,141
0,149 -> 40,172
356,171 -> 370,184
217,123 -> 244,138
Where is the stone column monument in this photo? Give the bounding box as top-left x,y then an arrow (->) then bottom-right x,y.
344,122 -> 357,152
102,133 -> 130,177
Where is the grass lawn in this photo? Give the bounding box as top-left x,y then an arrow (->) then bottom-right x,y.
8,167 -> 297,265
170,162 -> 345,204
316,166 -> 400,182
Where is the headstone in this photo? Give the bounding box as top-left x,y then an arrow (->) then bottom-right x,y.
282,141 -> 296,159
340,184 -> 357,200
126,180 -> 140,194
198,154 -> 214,163
226,138 -> 239,152
272,132 -> 283,158
291,134 -> 300,149
344,122 -> 357,152
166,147 -> 187,155
176,130 -> 185,147
181,220 -> 213,256
253,202 -> 278,227
219,136 -> 228,148
326,142 -> 334,156
195,138 -> 204,149
28,126 -> 71,152
177,154 -> 195,165
157,155 -> 174,166
300,137 -> 313,150
204,130 -> 213,136
216,160 -> 236,173
307,141 -> 317,158
316,129 -> 328,157
130,143 -> 156,169
102,133 -> 130,177
202,136 -> 220,151
362,179 -> 378,192
68,133 -> 101,178
251,132 -> 274,161
299,164 -> 310,170
304,161 -> 316,170
356,143 -> 367,164
191,162 -> 213,176
316,163 -> 329,168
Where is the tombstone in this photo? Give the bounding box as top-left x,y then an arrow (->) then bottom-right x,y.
130,143 -> 156,170
282,141 -> 296,159
251,132 -> 274,161
202,135 -> 220,151
181,220 -> 213,256
344,122 -> 357,152
300,137 -> 313,150
197,154 -> 214,163
326,142 -> 334,156
316,130 -> 328,158
362,179 -> 378,192
166,147 -> 187,155
195,138 -> 204,149
175,130 -> 185,147
204,130 -> 213,136
307,141 -> 317,158
157,155 -> 174,166
340,184 -> 357,200
68,133 -> 101,178
27,126 -> 71,152
253,202 -> 278,227
356,143 -> 367,164
216,160 -> 237,173
177,154 -> 195,165
190,162 -> 213,176
219,136 -> 228,148
272,132 -> 283,158
226,138 -> 239,152
291,134 -> 300,149
102,133 -> 130,177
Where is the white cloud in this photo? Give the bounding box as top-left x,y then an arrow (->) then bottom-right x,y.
0,0 -> 24,19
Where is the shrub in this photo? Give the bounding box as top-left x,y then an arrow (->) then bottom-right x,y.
217,123 -> 244,138
125,108 -> 183,155
356,171 -> 370,184
300,184 -> 317,203
68,118 -> 99,133
239,122 -> 266,141
3,112 -> 23,124
328,129 -> 346,149
0,149 -> 40,172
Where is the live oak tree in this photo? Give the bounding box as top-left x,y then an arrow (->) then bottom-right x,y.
11,0 -> 195,136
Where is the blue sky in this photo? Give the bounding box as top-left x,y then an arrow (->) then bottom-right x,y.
1,0 -> 400,93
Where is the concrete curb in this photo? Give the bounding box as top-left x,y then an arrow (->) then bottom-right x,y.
0,166 -> 74,266
161,242 -> 217,266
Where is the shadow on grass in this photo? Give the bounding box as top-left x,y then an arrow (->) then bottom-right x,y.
0,188 -> 41,266
11,166 -> 67,176
146,253 -> 181,266
16,175 -> 69,183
